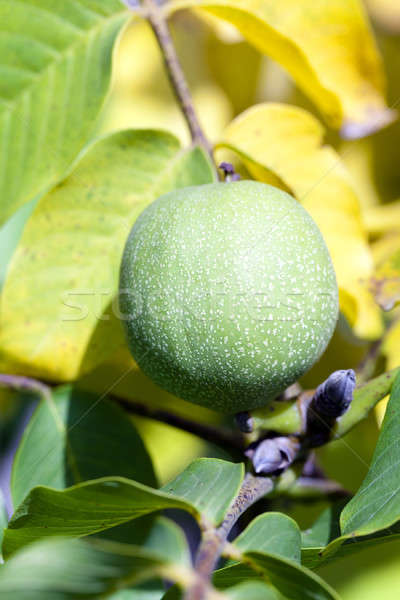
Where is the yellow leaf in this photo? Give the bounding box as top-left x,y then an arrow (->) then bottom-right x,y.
371,233 -> 400,266
339,140 -> 381,209
383,318 -> 400,370
218,103 -> 383,339
370,248 -> 400,311
0,131 -> 215,381
364,200 -> 400,236
166,0 -> 393,136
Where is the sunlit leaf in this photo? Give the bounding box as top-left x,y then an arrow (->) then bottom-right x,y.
160,459 -> 244,525
369,248 -> 400,311
0,130 -> 216,380
11,385 -> 156,509
383,318 -> 400,370
364,200 -> 400,236
3,458 -> 243,556
166,0 -> 392,136
218,103 -> 383,339
341,371 -> 400,536
0,0 -> 130,226
0,199 -> 36,291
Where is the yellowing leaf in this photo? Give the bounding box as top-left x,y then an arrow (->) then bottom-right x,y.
371,234 -> 400,267
166,0 -> 393,136
370,248 -> 400,311
383,319 -> 400,370
218,103 -> 383,339
0,130 -> 215,381
364,200 -> 400,236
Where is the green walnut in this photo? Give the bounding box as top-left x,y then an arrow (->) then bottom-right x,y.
120,181 -> 338,413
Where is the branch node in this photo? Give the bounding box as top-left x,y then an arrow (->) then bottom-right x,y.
219,162 -> 241,182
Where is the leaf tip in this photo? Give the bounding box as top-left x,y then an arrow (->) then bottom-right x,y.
340,108 -> 397,140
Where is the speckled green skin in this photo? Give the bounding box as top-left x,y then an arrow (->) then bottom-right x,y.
120,181 -> 338,413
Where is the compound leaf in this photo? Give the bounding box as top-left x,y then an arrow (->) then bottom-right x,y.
166,0 -> 392,135
0,130 -> 215,380
0,0 -> 130,225
11,385 -> 157,509
3,458 -> 243,556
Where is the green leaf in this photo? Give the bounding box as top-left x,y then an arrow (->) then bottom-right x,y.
301,505 -> 400,570
214,551 -> 340,600
166,0 -> 392,136
0,489 -> 7,557
139,516 -> 190,568
301,503 -> 345,569
0,129 -> 216,380
101,516 -> 189,599
11,385 -> 157,509
341,371 -> 400,536
334,367 -> 400,438
225,581 -> 281,600
160,458 -> 244,526
162,580 -> 282,600
233,512 -> 301,563
302,503 -> 342,550
0,0 -> 130,225
0,199 -> 36,291
3,459 -> 243,556
303,375 -> 400,568
110,581 -> 167,600
0,526 -> 185,599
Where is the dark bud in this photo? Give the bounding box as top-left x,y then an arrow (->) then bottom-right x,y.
219,162 -> 235,175
306,369 -> 356,447
313,369 -> 356,419
245,436 -> 300,475
235,411 -> 254,433
219,162 -> 241,182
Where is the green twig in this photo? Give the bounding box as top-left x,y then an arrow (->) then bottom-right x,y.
185,473 -> 274,600
141,0 -> 213,156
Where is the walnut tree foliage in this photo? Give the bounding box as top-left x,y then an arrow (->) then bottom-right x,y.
0,1 -> 400,599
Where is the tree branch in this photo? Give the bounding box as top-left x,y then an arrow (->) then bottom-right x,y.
185,473 -> 274,600
0,374 -> 51,402
141,0 -> 213,156
0,372 -> 245,453
113,396 -> 245,453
